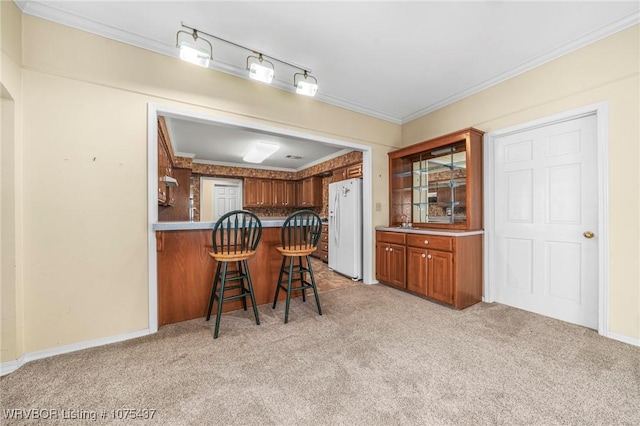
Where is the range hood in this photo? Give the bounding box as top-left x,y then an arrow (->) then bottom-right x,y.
160,176 -> 178,187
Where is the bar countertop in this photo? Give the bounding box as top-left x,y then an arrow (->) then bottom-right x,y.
375,226 -> 484,237
153,218 -> 288,231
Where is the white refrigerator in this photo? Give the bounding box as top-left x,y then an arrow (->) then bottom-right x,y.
328,178 -> 362,280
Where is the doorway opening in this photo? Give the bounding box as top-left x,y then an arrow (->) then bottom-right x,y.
200,178 -> 243,222
147,103 -> 374,333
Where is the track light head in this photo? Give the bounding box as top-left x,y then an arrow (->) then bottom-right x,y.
176,29 -> 213,68
247,54 -> 275,84
294,71 -> 318,97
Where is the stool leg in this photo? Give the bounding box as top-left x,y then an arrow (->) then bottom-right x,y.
307,255 -> 322,316
206,262 -> 222,321
284,256 -> 294,324
213,262 -> 228,339
299,256 -> 306,302
243,259 -> 260,325
272,256 -> 286,309
238,261 -> 247,311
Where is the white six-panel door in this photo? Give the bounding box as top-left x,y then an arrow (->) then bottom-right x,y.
213,184 -> 240,220
493,114 -> 598,329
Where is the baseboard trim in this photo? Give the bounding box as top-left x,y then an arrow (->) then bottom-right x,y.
1,328 -> 151,376
606,331 -> 640,347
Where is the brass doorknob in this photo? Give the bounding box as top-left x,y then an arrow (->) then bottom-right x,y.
583,231 -> 595,239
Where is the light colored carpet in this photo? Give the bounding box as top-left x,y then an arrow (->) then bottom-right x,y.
1,282 -> 639,425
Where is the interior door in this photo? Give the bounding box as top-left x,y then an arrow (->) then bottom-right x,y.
213,184 -> 240,220
493,114 -> 598,329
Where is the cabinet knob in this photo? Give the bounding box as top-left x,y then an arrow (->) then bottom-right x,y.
389,248 -> 393,252
424,240 -> 429,245
421,253 -> 426,258
427,254 -> 432,259
385,247 -> 389,252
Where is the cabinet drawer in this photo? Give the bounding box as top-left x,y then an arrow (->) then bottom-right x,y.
319,242 -> 329,252
322,224 -> 329,233
321,232 -> 329,243
406,234 -> 453,252
376,231 -> 406,245
320,250 -> 329,263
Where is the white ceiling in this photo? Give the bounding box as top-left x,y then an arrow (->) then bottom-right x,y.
15,1 -> 639,168
163,114 -> 350,171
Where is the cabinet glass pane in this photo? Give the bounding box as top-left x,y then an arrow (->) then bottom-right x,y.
391,157 -> 412,224
411,142 -> 467,225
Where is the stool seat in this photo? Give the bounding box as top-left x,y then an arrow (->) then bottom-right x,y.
272,210 -> 323,323
206,210 -> 262,339
275,246 -> 317,257
209,250 -> 256,262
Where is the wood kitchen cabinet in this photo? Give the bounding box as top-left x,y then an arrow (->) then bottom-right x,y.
311,223 -> 329,262
244,178 -> 273,207
378,230 -> 482,309
272,180 -> 286,206
388,128 -> 483,230
285,181 -> 297,207
406,239 -> 454,305
158,168 -> 191,222
375,231 -> 406,289
272,180 -> 297,207
299,176 -> 322,207
157,117 -> 176,206
332,163 -> 363,182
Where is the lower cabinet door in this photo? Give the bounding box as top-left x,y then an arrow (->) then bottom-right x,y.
388,244 -> 406,288
375,243 -> 390,284
427,250 -> 454,304
406,247 -> 428,296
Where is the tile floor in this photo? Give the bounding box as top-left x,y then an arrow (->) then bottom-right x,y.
310,257 -> 360,293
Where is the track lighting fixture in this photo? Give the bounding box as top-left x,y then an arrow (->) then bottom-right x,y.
175,24 -> 319,96
247,54 -> 275,84
294,71 -> 319,97
175,29 -> 213,68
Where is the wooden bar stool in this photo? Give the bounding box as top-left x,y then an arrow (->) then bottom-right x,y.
206,210 -> 262,339
272,210 -> 323,323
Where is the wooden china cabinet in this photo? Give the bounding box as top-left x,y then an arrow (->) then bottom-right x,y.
377,128 -> 484,310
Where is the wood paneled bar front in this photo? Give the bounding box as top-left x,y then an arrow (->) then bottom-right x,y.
154,220 -> 300,327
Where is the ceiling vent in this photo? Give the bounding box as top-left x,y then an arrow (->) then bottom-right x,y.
285,155 -> 303,160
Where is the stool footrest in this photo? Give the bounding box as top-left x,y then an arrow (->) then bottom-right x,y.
217,292 -> 251,302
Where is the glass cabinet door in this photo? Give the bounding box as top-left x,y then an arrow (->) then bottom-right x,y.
412,141 -> 466,225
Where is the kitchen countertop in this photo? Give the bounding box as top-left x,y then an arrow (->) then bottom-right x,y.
154,217 -> 327,231
375,226 -> 483,237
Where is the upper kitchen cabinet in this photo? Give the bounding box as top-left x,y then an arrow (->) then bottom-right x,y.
272,180 -> 297,207
388,128 -> 483,230
243,178 -> 273,207
299,176 -> 322,207
332,163 -> 363,183
158,117 -> 177,206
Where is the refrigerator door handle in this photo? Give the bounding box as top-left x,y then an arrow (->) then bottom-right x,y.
333,189 -> 340,247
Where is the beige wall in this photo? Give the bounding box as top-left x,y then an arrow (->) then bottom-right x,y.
16,14 -> 399,355
403,25 -> 640,340
1,0 -> 25,363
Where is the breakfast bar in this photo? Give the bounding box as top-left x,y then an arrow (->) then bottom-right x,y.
154,219 -> 296,326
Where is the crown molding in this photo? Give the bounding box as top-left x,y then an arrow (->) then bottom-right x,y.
190,148 -> 352,173
402,10 -> 640,124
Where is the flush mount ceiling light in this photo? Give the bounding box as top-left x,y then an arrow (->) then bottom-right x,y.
175,24 -> 318,97
247,54 -> 275,84
175,29 -> 213,68
294,71 -> 319,97
243,142 -> 280,164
